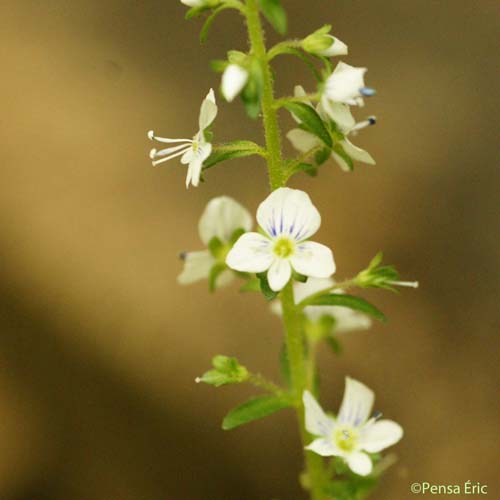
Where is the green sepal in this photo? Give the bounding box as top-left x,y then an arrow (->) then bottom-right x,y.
325,335 -> 342,355
229,227 -> 246,245
257,272 -> 279,301
356,252 -> 401,291
199,5 -> 230,44
241,58 -> 264,119
332,143 -> 354,171
283,102 -> 333,148
227,50 -> 248,66
301,294 -> 387,323
208,236 -> 224,258
239,276 -> 261,293
203,140 -> 263,169
208,262 -> 227,292
258,0 -> 287,35
222,395 -> 291,430
293,271 -> 308,283
314,147 -> 331,166
210,59 -> 228,73
197,355 -> 249,387
185,4 -> 216,20
323,476 -> 378,500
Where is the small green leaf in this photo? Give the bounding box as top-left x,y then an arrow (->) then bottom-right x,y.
210,59 -> 228,73
203,140 -> 262,169
258,0 -> 287,35
198,355 -> 249,387
314,147 -> 331,166
222,395 -> 290,430
283,102 -> 332,148
257,272 -> 279,301
301,294 -> 386,323
325,335 -> 342,355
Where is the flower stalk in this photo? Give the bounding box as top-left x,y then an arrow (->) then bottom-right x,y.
244,2 -> 327,497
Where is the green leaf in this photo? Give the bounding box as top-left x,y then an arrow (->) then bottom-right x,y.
203,140 -> 262,169
301,294 -> 387,323
258,0 -> 287,35
241,58 -> 264,119
198,355 -> 249,387
257,272 -> 279,301
325,335 -> 342,355
314,147 -> 331,166
222,395 -> 290,430
283,102 -> 332,148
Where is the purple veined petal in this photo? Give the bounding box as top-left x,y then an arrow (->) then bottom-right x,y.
256,187 -> 321,241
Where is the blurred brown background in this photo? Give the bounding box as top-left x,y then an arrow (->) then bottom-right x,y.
0,0 -> 499,499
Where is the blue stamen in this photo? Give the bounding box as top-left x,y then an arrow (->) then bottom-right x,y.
360,87 -> 376,97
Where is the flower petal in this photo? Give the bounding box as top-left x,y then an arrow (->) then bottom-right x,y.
305,438 -> 339,457
286,129 -> 320,153
290,241 -> 336,278
177,250 -> 214,285
221,64 -> 249,102
332,307 -> 372,334
341,139 -> 375,165
325,62 -> 367,105
199,196 -> 253,245
186,157 -> 203,188
319,36 -> 348,57
303,390 -> 335,437
198,88 -> 218,131
320,100 -> 356,132
256,187 -> 321,241
346,452 -> 373,476
337,377 -> 375,428
360,420 -> 403,453
225,232 -> 273,273
267,258 -> 292,292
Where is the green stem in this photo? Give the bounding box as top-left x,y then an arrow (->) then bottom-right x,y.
245,0 -> 283,190
244,2 -> 326,498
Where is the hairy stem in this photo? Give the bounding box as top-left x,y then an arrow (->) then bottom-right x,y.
244,2 -> 326,498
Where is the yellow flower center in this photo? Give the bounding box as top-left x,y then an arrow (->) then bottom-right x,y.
273,237 -> 295,258
333,426 -> 358,453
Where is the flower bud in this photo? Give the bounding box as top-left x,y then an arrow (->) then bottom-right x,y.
221,64 -> 249,102
302,26 -> 348,57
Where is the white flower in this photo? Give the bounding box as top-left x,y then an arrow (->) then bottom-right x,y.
221,64 -> 249,102
322,61 -> 373,109
178,196 -> 252,286
317,36 -> 348,57
303,378 -> 403,476
271,277 -> 372,334
148,89 -> 218,188
287,86 -> 375,171
226,188 -> 336,292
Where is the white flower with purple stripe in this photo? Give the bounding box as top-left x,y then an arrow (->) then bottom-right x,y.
303,377 -> 403,476
225,188 -> 336,292
148,89 -> 217,188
